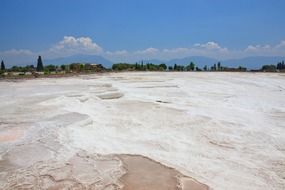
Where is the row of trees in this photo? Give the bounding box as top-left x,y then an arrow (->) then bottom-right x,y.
0,56 -> 44,73
1,56 -> 106,75
112,61 -> 249,72
277,61 -> 285,70
259,61 -> 285,72
112,61 -> 285,72
261,65 -> 282,72
112,62 -> 200,72
1,57 -> 285,74
168,62 -> 241,71
112,62 -> 167,71
169,62 -> 198,71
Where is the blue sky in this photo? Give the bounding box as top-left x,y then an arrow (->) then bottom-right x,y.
1,0 -> 285,64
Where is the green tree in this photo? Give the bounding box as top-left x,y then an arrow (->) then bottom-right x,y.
238,66 -> 247,71
203,65 -> 207,71
135,62 -> 139,70
168,66 -> 173,71
36,56 -> 44,71
1,60 -> 5,71
45,65 -> 56,72
159,63 -> 167,71
80,64 -> 84,71
261,65 -> 276,72
189,62 -> 195,71
277,61 -> 285,70
185,62 -> 195,71
217,62 -> 221,71
196,67 -> 202,71
61,65 -> 66,71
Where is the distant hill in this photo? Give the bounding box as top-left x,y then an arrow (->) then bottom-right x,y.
140,59 -> 168,64
222,56 -> 285,69
140,56 -> 285,69
45,54 -> 113,68
12,54 -> 284,70
141,56 -> 218,68
167,56 -> 218,68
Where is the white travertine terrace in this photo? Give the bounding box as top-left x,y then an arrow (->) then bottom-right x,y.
0,72 -> 284,189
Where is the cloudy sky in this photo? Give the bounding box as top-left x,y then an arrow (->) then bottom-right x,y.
1,0 -> 285,65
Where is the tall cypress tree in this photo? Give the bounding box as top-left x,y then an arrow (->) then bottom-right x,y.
190,62 -> 195,71
1,60 -> 5,70
217,62 -> 221,71
36,56 -> 44,71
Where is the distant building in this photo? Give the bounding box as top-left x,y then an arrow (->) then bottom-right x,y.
35,72 -> 44,75
90,63 -> 105,71
25,72 -> 32,75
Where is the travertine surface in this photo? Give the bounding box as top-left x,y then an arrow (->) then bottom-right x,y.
0,72 -> 284,189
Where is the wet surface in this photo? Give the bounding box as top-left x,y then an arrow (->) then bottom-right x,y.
119,154 -> 209,190
0,152 -> 209,190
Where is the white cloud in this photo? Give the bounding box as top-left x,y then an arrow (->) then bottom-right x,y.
194,42 -> 228,52
104,42 -> 231,62
105,50 -> 129,56
104,40 -> 285,62
48,36 -> 103,57
245,44 -> 271,52
1,36 -> 285,65
275,40 -> 285,49
104,50 -> 130,62
105,48 -> 160,62
163,48 -> 189,54
154,42 -> 229,60
0,49 -> 35,66
0,49 -> 34,56
243,41 -> 285,57
134,47 -> 159,55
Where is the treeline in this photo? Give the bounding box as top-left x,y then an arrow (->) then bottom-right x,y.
1,56 -> 285,77
169,62 -> 197,71
112,61 -> 247,72
112,62 -> 167,71
0,56 -> 106,77
112,60 -> 285,72
112,62 -> 198,71
261,61 -> 285,72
